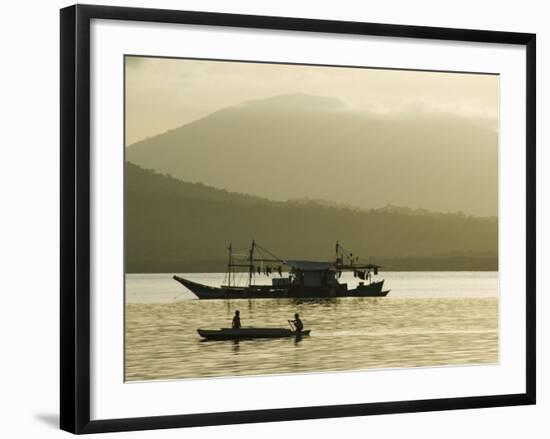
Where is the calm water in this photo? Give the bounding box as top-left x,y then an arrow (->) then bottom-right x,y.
125,272 -> 498,381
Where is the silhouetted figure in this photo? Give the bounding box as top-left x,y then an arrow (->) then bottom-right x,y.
290,313 -> 304,332
232,310 -> 241,329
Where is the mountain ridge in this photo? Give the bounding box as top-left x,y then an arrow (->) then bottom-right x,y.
125,162 -> 497,273
126,93 -> 498,216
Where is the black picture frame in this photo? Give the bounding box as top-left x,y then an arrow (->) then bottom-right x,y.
60,4 -> 536,434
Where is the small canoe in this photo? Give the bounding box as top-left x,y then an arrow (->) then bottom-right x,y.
197,327 -> 310,340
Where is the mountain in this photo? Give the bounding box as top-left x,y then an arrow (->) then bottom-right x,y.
125,163 -> 497,273
126,93 -> 498,217
287,199 -> 494,220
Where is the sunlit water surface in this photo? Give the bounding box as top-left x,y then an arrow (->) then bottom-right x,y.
125,272 -> 498,381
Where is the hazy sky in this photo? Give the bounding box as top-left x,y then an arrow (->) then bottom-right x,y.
125,56 -> 498,145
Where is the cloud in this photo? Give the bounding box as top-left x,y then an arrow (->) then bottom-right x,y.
125,57 -> 498,145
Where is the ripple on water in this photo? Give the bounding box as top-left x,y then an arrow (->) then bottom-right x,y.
125,296 -> 498,381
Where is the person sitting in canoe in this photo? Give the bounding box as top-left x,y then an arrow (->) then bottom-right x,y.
232,310 -> 241,329
289,313 -> 304,332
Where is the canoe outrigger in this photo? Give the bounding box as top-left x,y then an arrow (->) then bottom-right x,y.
174,241 -> 390,299
197,327 -> 311,340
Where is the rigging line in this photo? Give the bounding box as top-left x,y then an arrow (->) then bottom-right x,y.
232,271 -> 242,287
254,242 -> 285,263
338,242 -> 351,255
338,242 -> 360,262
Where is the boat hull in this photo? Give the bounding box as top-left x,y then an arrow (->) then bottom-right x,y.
174,275 -> 389,299
197,328 -> 310,340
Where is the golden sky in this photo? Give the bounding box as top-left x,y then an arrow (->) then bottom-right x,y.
125,56 -> 498,146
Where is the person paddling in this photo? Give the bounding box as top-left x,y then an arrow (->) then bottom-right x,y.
289,313 -> 304,332
232,310 -> 241,329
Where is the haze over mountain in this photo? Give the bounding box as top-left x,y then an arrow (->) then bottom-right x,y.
125,162 -> 497,273
126,94 -> 498,217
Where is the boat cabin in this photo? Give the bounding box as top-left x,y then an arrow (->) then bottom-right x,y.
273,260 -> 339,287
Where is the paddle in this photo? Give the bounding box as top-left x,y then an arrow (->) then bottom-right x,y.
287,320 -> 295,330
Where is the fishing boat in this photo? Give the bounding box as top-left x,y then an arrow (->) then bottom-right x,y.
197,327 -> 311,340
174,241 -> 390,299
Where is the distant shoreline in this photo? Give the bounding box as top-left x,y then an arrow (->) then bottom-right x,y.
125,269 -> 498,274
126,258 -> 498,274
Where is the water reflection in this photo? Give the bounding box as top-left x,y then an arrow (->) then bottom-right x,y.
125,295 -> 498,381
232,340 -> 240,353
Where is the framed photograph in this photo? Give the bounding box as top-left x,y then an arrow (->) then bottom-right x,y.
60,4 -> 536,434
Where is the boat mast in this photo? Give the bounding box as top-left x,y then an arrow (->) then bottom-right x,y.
226,243 -> 233,288
248,239 -> 255,287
